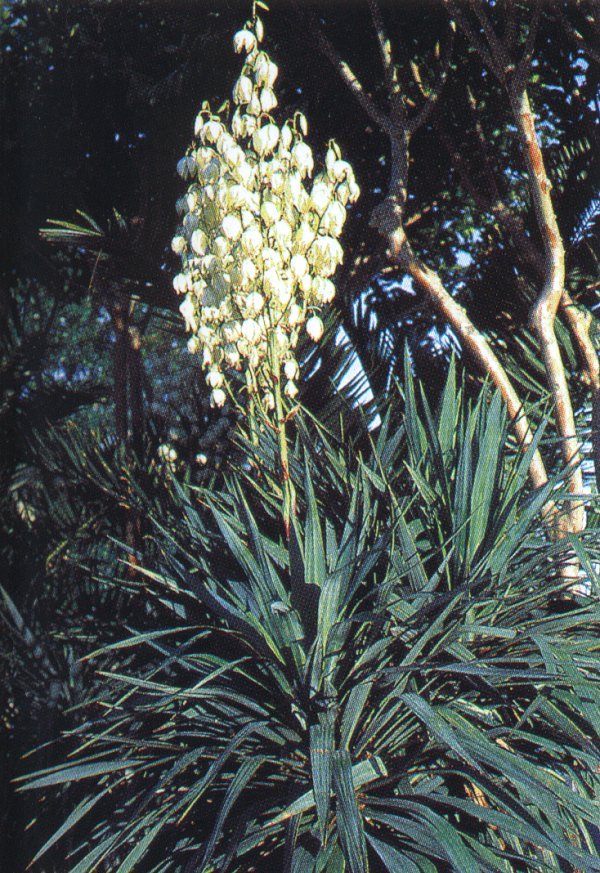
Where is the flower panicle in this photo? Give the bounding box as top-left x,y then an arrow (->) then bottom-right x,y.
171,15 -> 359,412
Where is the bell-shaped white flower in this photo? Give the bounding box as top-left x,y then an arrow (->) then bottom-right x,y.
272,218 -> 292,249
213,236 -> 230,259
206,369 -> 224,389
232,109 -> 246,138
306,315 -> 324,342
310,182 -> 332,215
290,253 -> 308,280
276,277 -> 293,307
308,236 -> 343,277
187,336 -> 200,354
233,75 -> 253,105
260,200 -> 280,227
247,93 -> 262,116
287,302 -> 303,326
221,214 -> 242,241
263,268 -> 280,296
180,297 -> 198,332
298,273 -> 312,294
233,29 -> 256,54
294,222 -> 315,252
177,157 -> 190,179
223,343 -> 241,367
171,235 -> 187,255
281,125 -> 293,150
190,229 -> 208,255
260,87 -> 277,113
321,200 -> 346,237
284,359 -> 299,381
201,119 -> 224,145
252,123 -> 279,157
183,212 -> 199,234
261,247 -> 282,270
241,226 -> 262,255
245,291 -> 264,314
313,277 -> 336,303
263,391 -> 275,411
222,321 -> 242,343
291,142 -> 314,179
331,159 -> 352,182
242,318 -> 261,343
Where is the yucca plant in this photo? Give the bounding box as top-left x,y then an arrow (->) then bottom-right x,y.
17,363 -> 600,872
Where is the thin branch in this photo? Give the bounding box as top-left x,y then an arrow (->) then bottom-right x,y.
293,3 -> 393,137
556,4 -> 600,65
514,1 -> 542,86
443,0 -> 505,80
408,24 -> 455,134
367,0 -> 396,97
470,0 -> 512,72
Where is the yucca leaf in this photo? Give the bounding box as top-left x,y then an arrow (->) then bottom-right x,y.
310,716 -> 335,842
332,750 -> 369,873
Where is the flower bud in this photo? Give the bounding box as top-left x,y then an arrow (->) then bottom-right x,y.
284,380 -> 299,399
306,315 -> 324,342
211,387 -> 227,408
255,17 -> 264,42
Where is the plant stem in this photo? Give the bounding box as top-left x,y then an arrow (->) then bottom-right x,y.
270,336 -> 296,540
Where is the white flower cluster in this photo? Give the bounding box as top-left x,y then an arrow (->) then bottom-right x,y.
171,16 -> 359,411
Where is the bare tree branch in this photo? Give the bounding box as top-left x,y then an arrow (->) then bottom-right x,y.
408,24 -> 455,134
292,2 -> 393,137
556,3 -> 600,65
367,0 -> 396,98
443,0 -> 505,79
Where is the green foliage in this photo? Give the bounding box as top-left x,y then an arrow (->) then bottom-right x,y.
18,371 -> 600,872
